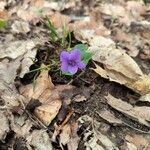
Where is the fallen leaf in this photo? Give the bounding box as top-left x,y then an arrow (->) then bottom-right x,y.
20,70 -> 62,126
26,130 -> 53,150
139,93 -> 150,103
60,124 -> 71,145
72,95 -> 86,102
10,114 -> 33,138
0,39 -> 38,59
74,30 -> 150,95
67,122 -> 80,150
0,59 -> 20,89
49,12 -> 71,28
126,142 -> 137,150
11,20 -> 30,34
0,111 -> 10,140
106,94 -> 150,127
0,39 -> 42,84
96,109 -> 123,125
125,134 -> 149,150
78,115 -> 119,150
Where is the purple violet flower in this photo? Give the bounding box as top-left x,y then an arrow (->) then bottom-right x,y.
60,48 -> 86,74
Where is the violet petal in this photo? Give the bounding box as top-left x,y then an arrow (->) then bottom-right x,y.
77,61 -> 86,69
69,48 -> 81,61
68,65 -> 78,74
61,62 -> 68,72
60,51 -> 70,62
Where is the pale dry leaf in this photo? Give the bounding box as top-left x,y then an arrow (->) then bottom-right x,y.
34,101 -> 61,126
67,122 -> 80,150
84,131 -> 105,150
0,40 -> 36,59
10,114 -> 33,137
60,124 -> 71,145
139,93 -> 150,103
0,87 -> 20,109
78,115 -> 118,150
126,1 -> 145,21
125,134 -> 149,150
0,111 -> 10,140
20,70 -> 62,126
19,46 -> 37,78
74,30 -> 150,95
131,72 -> 150,95
126,142 -> 137,150
106,94 -> 150,127
97,109 -> 123,125
20,69 -> 54,100
88,36 -> 143,80
0,59 -> 20,89
0,10 -> 9,20
0,38 -> 42,84
49,12 -> 71,28
98,1 -> 145,25
72,95 -> 86,102
26,130 -> 53,150
0,2 -> 6,10
11,20 -> 30,34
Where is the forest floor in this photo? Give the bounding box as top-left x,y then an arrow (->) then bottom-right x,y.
0,0 -> 150,150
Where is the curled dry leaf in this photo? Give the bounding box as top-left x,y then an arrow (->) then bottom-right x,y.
106,94 -> 150,127
20,70 -> 62,126
96,109 -> 123,125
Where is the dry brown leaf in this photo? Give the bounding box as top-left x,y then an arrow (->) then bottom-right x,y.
131,74 -> 150,95
74,30 -> 150,95
26,130 -> 53,150
0,59 -> 20,89
20,70 -> 62,126
10,114 -> 33,138
0,111 -> 10,140
139,93 -> 150,103
60,124 -> 71,145
0,39 -> 38,59
78,115 -> 119,150
0,10 -> 9,20
11,20 -> 30,34
106,94 -> 150,127
49,12 -> 71,28
67,122 -> 80,150
0,39 -> 42,85
96,110 -> 123,125
97,1 -> 145,25
126,142 -> 137,150
125,134 -> 149,150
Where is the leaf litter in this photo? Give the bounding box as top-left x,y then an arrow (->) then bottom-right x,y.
0,0 -> 150,149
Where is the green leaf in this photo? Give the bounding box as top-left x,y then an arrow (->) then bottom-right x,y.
0,20 -> 7,29
75,44 -> 88,52
75,44 -> 92,64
